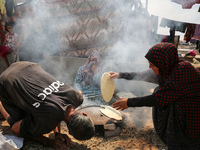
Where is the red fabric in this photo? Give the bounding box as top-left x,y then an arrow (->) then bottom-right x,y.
192,24 -> 200,41
189,50 -> 197,56
171,0 -> 200,9
184,24 -> 196,43
0,46 -> 13,58
0,24 -> 5,44
148,43 -> 200,138
162,35 -> 167,42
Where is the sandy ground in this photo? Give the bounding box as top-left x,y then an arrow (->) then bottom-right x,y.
0,107 -> 167,150
0,42 -> 198,150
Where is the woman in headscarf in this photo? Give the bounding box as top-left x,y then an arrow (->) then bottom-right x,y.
74,52 -> 105,106
109,42 -> 200,150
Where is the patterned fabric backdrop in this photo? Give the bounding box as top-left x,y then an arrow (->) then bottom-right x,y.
13,0 -> 133,57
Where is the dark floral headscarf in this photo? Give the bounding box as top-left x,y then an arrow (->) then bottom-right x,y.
145,42 -> 179,79
145,42 -> 200,138
82,52 -> 101,85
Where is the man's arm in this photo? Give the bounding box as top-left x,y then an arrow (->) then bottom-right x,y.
0,102 -> 71,150
12,120 -> 72,149
10,120 -> 53,146
0,102 -> 9,120
0,102 -> 22,135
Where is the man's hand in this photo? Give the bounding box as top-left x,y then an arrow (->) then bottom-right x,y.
52,133 -> 73,150
112,97 -> 129,111
78,90 -> 83,95
109,72 -> 119,79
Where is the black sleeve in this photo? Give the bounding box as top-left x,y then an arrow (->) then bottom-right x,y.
7,116 -> 15,127
119,72 -> 137,80
127,95 -> 156,107
119,69 -> 158,84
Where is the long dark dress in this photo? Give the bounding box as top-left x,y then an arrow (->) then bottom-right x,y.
119,42 -> 200,150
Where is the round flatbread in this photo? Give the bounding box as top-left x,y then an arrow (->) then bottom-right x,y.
99,105 -> 122,120
101,72 -> 115,102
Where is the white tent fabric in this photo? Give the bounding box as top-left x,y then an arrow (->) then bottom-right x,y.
147,0 -> 200,24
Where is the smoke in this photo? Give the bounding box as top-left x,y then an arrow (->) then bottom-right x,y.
17,0 -> 159,92
97,0 -> 159,94
15,0 -> 77,63
14,0 -> 80,83
13,0 -> 161,129
14,0 -> 158,85
102,1 -> 157,64
92,1 -> 159,129
14,0 -> 160,90
12,0 -> 199,132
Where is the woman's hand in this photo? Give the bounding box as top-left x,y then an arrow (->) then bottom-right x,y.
112,97 -> 129,111
52,133 -> 73,150
91,64 -> 97,74
109,72 -> 119,79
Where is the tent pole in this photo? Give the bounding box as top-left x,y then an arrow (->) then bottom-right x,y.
146,0 -> 148,10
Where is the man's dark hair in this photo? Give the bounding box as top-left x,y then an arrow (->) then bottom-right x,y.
67,112 -> 95,140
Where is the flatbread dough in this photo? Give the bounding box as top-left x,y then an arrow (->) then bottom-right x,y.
100,105 -> 122,120
116,92 -> 137,98
101,72 -> 115,102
